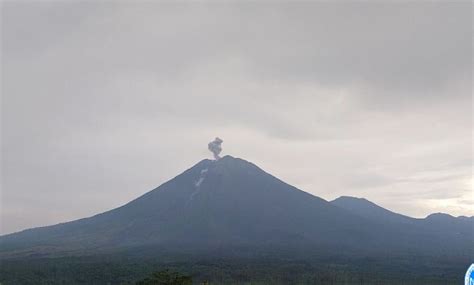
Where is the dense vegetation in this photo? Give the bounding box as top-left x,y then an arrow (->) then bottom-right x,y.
136,270 -> 192,285
0,254 -> 468,284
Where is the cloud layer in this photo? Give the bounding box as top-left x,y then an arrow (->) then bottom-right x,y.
1,1 -> 472,234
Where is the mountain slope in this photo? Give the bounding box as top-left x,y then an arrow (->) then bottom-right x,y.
0,157 -> 372,256
331,196 -> 414,225
1,156 -> 472,259
331,196 -> 474,254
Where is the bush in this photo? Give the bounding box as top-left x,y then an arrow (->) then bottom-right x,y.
136,269 -> 192,285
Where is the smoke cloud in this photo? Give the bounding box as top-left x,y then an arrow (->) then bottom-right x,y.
208,137 -> 223,160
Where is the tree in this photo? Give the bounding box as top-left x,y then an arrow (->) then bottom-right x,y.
136,269 -> 192,285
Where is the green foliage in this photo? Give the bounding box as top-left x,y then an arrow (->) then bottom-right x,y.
0,255 -> 467,284
135,269 -> 192,285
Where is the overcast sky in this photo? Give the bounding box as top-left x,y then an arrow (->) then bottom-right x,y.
1,1 -> 472,235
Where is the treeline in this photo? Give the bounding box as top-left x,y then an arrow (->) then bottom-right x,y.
0,255 -> 465,284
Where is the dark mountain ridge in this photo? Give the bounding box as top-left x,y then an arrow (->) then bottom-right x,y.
1,156 -> 472,259
331,196 -> 415,225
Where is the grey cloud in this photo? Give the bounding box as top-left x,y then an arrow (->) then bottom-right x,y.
1,1 -> 471,234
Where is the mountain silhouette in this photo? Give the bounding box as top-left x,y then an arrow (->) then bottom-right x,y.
331,196 -> 415,224
1,156 -> 472,259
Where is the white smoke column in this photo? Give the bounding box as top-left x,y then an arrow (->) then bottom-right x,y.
208,137 -> 223,160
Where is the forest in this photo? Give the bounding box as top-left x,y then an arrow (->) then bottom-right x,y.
0,254 -> 467,284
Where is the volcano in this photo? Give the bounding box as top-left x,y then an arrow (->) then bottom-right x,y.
1,156 -> 472,259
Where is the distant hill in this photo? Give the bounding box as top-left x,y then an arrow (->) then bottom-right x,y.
331,196 -> 474,244
331,196 -> 414,225
1,156 -> 472,260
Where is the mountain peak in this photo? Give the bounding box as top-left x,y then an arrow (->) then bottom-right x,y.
195,155 -> 249,167
332,196 -> 370,204
214,155 -> 252,165
331,196 -> 412,224
331,196 -> 377,209
425,212 -> 455,220
184,155 -> 253,174
196,155 -> 262,177
2,156 -> 472,260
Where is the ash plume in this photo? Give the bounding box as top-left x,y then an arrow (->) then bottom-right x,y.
208,137 -> 223,160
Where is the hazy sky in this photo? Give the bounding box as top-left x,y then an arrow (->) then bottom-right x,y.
1,1 -> 472,235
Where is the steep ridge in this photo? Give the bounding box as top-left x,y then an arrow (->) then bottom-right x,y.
1,156 -> 471,259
